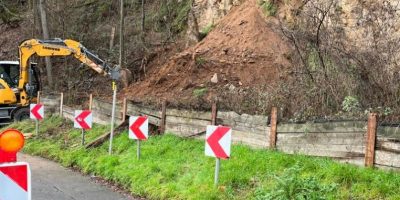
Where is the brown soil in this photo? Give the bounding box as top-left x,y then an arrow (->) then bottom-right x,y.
121,0 -> 292,106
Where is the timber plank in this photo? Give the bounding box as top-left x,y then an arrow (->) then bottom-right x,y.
278,147 -> 365,158
278,121 -> 366,133
375,150 -> 400,168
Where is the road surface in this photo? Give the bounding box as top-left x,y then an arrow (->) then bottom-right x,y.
19,154 -> 134,200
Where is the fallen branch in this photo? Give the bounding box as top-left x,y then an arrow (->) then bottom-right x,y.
85,119 -> 129,149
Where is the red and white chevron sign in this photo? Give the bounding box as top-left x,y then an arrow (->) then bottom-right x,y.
129,116 -> 148,140
30,104 -> 44,120
74,110 -> 92,130
205,126 -> 232,159
0,162 -> 31,200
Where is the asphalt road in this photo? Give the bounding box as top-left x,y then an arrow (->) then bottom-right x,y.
19,154 -> 134,200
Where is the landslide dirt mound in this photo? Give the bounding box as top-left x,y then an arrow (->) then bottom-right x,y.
122,0 -> 293,109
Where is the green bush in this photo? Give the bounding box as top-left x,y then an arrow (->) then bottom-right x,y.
342,96 -> 361,112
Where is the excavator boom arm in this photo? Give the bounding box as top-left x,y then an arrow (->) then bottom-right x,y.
17,38 -> 121,105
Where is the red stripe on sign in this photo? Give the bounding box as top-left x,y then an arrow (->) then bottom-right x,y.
207,126 -> 230,159
75,111 -> 91,129
130,117 -> 147,140
31,104 -> 43,120
0,165 -> 28,191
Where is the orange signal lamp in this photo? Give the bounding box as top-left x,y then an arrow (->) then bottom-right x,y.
0,129 -> 25,163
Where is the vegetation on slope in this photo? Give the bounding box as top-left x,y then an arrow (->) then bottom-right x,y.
3,117 -> 400,199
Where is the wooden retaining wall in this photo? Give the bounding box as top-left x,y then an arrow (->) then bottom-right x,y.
41,94 -> 400,170
276,121 -> 367,166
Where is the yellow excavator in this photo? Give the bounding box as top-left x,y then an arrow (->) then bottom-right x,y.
0,38 -> 126,122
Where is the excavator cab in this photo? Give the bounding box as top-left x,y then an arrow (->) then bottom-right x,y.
0,79 -> 16,105
0,61 -> 19,105
0,61 -> 40,103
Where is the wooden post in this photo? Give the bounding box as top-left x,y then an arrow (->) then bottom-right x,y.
37,91 -> 41,103
211,101 -> 218,125
159,100 -> 167,134
121,97 -> 127,122
59,92 -> 64,117
365,113 -> 377,167
89,94 -> 93,111
269,107 -> 278,149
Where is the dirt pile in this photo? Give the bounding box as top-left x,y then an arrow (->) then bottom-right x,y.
122,0 -> 293,108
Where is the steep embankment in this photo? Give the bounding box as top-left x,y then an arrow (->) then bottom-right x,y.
122,0 -> 292,111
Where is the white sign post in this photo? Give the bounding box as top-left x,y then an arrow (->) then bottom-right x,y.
205,125 -> 232,186
30,104 -> 44,136
74,110 -> 93,145
109,82 -> 117,155
0,162 -> 31,200
129,116 -> 149,159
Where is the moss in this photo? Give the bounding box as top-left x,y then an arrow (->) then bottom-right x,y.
199,23 -> 215,40
0,1 -> 21,25
154,0 -> 193,34
193,87 -> 208,98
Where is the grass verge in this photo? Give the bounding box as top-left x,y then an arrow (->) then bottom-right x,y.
3,116 -> 400,199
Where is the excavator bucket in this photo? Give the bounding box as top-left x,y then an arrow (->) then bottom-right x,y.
118,68 -> 133,89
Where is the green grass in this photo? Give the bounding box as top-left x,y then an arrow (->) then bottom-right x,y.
193,87 -> 208,98
3,117 -> 400,199
257,0 -> 277,16
199,23 -> 215,40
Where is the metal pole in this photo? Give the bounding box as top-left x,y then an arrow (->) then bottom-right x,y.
108,82 -> 117,155
214,158 -> 220,187
35,120 -> 39,135
137,140 -> 141,159
81,129 -> 85,145
59,92 -> 64,117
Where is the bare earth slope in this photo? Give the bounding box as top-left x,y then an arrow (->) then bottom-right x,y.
122,0 -> 292,106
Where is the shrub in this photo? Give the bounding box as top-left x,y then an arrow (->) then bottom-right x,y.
193,87 -> 208,98
342,96 -> 361,112
257,0 -> 277,16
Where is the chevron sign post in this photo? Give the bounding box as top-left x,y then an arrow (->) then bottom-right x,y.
74,110 -> 93,145
129,116 -> 149,159
0,129 -> 31,200
0,162 -> 31,200
30,104 -> 44,136
30,104 -> 44,120
205,125 -> 232,186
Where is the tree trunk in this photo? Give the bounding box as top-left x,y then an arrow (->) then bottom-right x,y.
119,0 -> 125,68
38,0 -> 53,88
141,0 -> 145,33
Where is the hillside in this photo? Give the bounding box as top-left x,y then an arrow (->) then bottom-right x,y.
122,0 -> 292,114
1,0 -> 400,120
